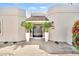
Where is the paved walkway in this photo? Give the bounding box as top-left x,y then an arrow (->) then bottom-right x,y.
40,41 -> 79,54
0,39 -> 79,56
25,39 -> 79,54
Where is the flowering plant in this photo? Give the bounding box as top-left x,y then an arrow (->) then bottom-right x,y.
72,20 -> 79,50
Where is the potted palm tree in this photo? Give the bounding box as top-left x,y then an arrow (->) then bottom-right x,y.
42,21 -> 54,42
21,21 -> 33,42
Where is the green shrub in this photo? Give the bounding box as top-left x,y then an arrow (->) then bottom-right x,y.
21,21 -> 33,32
42,21 -> 54,32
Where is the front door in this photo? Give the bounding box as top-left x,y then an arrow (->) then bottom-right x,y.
33,24 -> 43,38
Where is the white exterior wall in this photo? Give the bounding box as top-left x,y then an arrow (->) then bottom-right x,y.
2,16 -> 18,42
17,8 -> 26,42
48,4 -> 79,45
26,10 -> 31,18
48,12 -> 79,45
18,16 -> 26,41
0,8 -> 26,42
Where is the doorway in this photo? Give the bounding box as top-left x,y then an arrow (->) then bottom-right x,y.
33,24 -> 43,38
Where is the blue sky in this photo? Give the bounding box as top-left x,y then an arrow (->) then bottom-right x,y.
0,3 -> 54,12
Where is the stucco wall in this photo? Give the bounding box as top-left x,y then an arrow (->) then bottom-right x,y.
0,8 -> 26,42
18,16 -> 26,41
1,16 -> 18,42
0,7 -> 26,17
48,12 -> 79,45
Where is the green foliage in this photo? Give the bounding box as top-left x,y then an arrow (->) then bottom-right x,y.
73,33 -> 79,39
74,46 -> 79,50
42,22 -> 52,32
21,21 -> 33,32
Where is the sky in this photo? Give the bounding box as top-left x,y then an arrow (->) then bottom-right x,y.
0,3 -> 54,12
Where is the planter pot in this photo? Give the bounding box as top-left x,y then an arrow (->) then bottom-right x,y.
25,33 -> 30,42
45,32 -> 49,42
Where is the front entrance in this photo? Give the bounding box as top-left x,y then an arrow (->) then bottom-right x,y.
33,24 -> 43,38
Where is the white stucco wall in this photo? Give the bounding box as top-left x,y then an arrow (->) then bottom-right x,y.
0,7 -> 26,42
48,13 -> 79,45
2,16 -> 18,42
26,10 -> 31,18
48,4 -> 79,45
18,16 -> 26,41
